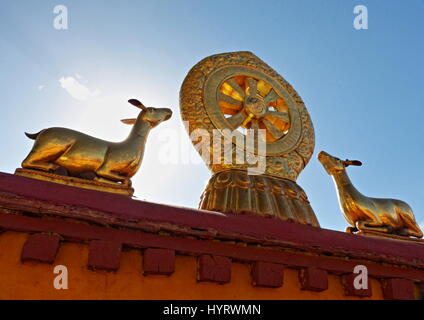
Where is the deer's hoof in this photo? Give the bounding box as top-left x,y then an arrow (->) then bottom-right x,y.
53,166 -> 69,177
78,171 -> 97,181
346,226 -> 357,234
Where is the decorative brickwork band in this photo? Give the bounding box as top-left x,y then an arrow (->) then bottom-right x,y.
21,233 -> 60,264
198,255 -> 231,284
418,282 -> 424,300
251,261 -> 284,288
1,172 -> 424,299
299,267 -> 328,292
88,240 -> 122,271
341,273 -> 372,297
382,278 -> 415,300
143,248 -> 175,275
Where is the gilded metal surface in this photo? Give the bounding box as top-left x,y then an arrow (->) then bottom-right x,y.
180,51 -> 315,181
20,99 -> 172,189
203,66 -> 302,156
318,151 -> 423,239
200,170 -> 320,227
181,52 -> 319,225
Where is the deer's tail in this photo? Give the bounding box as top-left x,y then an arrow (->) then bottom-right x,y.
25,131 -> 41,140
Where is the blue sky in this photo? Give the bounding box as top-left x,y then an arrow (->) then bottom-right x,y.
0,0 -> 423,232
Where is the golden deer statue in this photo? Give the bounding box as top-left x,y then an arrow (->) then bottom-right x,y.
318,151 -> 423,239
21,99 -> 172,185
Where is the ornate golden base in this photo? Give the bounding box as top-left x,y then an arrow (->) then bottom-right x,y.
353,229 -> 424,244
199,170 -> 320,227
15,168 -> 134,197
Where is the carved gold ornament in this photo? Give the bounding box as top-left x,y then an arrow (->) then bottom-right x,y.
180,51 -> 314,181
180,52 -> 319,226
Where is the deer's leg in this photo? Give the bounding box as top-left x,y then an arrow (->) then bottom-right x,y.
346,226 -> 358,234
399,212 -> 423,238
22,139 -> 74,173
356,221 -> 392,233
403,228 -> 423,238
94,176 -> 120,184
95,171 -> 126,183
354,206 -> 394,233
22,151 -> 59,172
96,163 -> 127,184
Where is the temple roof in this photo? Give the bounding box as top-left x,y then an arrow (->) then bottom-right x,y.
0,172 -> 423,299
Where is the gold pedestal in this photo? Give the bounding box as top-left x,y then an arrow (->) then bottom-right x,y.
15,168 -> 134,197
354,230 -> 424,244
199,170 -> 320,227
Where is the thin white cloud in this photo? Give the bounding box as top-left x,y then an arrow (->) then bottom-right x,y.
59,75 -> 100,101
37,85 -> 45,91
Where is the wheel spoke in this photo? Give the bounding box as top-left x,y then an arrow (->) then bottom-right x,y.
218,92 -> 243,106
266,110 -> 290,123
227,112 -> 247,128
250,119 -> 259,130
258,80 -> 272,97
264,89 -> 280,104
247,78 -> 258,96
226,78 -> 246,99
262,118 -> 284,139
242,113 -> 254,128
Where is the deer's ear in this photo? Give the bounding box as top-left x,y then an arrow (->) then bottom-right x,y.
121,118 -> 136,125
128,99 -> 146,110
344,160 -> 362,167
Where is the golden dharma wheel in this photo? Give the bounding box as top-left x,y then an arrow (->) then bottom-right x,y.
205,66 -> 301,155
180,51 -> 315,181
180,52 -> 319,227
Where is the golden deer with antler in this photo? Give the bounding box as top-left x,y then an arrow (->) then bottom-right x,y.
318,151 -> 422,238
21,99 -> 172,184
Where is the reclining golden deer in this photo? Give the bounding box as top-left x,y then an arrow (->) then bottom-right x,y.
21,99 -> 172,185
318,151 -> 422,238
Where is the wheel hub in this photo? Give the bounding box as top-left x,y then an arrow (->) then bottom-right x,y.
244,95 -> 266,118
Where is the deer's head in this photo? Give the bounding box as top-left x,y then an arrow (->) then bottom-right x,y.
121,99 -> 172,128
318,151 -> 362,175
